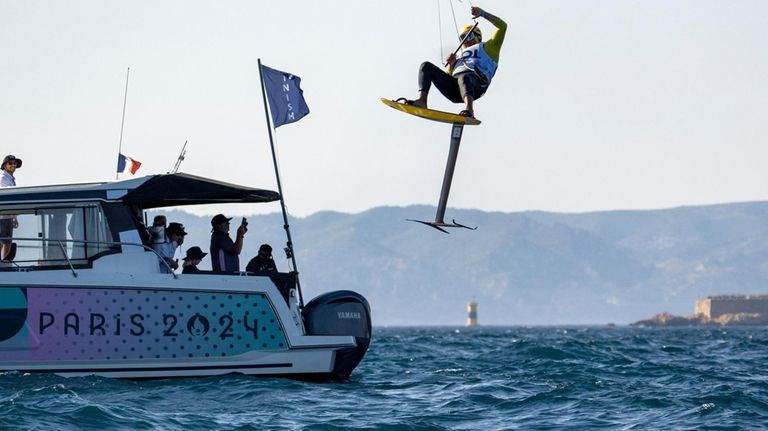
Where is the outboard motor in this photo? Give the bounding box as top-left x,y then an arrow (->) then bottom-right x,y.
303,290 -> 372,380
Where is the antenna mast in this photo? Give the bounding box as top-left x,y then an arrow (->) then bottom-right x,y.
169,140 -> 188,174
116,67 -> 130,180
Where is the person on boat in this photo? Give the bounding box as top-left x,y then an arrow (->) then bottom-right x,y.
181,246 -> 207,274
148,214 -> 167,245
246,243 -> 278,273
210,214 -> 247,273
407,6 -> 506,118
0,155 -> 22,260
152,222 -> 186,273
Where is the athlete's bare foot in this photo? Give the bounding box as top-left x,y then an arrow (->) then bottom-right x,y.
413,91 -> 428,109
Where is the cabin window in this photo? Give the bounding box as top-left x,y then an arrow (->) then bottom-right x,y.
0,205 -> 113,266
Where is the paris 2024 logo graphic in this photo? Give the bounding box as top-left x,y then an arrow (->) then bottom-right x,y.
187,313 -> 210,337
0,288 -> 27,342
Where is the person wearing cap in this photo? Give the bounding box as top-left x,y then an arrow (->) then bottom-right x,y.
407,6 -> 506,118
1,155 -> 22,260
209,214 -> 247,273
182,246 -> 207,274
1,155 -> 21,187
246,243 -> 278,273
152,222 -> 187,273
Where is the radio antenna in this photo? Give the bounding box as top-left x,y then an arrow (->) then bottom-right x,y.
115,67 -> 130,180
169,140 -> 188,174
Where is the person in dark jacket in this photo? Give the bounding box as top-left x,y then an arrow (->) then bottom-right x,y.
182,246 -> 208,274
246,244 -> 277,273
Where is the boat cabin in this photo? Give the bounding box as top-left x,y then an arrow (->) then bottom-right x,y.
0,173 -> 280,271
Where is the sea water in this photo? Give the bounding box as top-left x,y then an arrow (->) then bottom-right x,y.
2,326 -> 768,430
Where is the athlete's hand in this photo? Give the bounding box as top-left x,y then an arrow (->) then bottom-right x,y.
471,6 -> 485,19
446,53 -> 457,67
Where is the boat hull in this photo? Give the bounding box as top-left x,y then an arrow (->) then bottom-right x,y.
0,173 -> 373,380
0,271 -> 370,380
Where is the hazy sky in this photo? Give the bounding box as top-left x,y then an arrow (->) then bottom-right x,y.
1,0 -> 766,217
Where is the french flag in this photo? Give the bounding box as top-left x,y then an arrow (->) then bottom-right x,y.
116,153 -> 142,175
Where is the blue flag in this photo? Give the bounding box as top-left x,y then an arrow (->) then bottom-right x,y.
261,64 -> 310,128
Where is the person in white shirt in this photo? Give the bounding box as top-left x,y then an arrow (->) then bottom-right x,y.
148,214 -> 167,245
0,155 -> 21,260
152,222 -> 187,273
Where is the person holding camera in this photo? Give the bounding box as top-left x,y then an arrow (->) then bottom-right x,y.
209,213 -> 247,273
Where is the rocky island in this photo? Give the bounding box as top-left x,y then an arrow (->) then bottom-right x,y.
632,295 -> 768,326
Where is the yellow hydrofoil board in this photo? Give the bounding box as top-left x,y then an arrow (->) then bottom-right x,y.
381,98 -> 481,125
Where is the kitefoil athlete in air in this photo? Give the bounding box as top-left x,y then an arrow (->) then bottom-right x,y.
407,6 -> 507,119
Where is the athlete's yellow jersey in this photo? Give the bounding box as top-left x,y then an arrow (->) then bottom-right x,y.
450,15 -> 507,82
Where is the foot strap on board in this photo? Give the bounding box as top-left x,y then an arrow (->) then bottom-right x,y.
393,97 -> 415,106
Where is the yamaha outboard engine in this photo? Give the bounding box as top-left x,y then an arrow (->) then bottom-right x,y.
303,290 -> 372,380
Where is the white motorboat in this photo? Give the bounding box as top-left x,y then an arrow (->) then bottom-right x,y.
0,173 -> 371,380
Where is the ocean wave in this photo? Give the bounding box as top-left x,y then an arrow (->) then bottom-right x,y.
2,327 -> 768,429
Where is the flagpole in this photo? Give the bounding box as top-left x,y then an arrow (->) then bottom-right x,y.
257,58 -> 304,308
116,67 -> 130,180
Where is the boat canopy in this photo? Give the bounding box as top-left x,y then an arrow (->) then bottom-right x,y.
0,173 -> 280,209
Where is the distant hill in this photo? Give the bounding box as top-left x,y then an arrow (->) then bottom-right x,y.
158,202 -> 768,326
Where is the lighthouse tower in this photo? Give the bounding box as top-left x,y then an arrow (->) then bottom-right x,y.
466,299 -> 478,327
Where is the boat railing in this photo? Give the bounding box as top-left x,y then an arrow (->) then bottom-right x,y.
2,235 -> 297,304
0,236 -> 177,278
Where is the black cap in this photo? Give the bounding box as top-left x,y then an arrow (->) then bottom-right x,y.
183,246 -> 207,261
211,214 -> 232,226
259,244 -> 272,254
1,155 -> 22,170
166,222 -> 187,236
